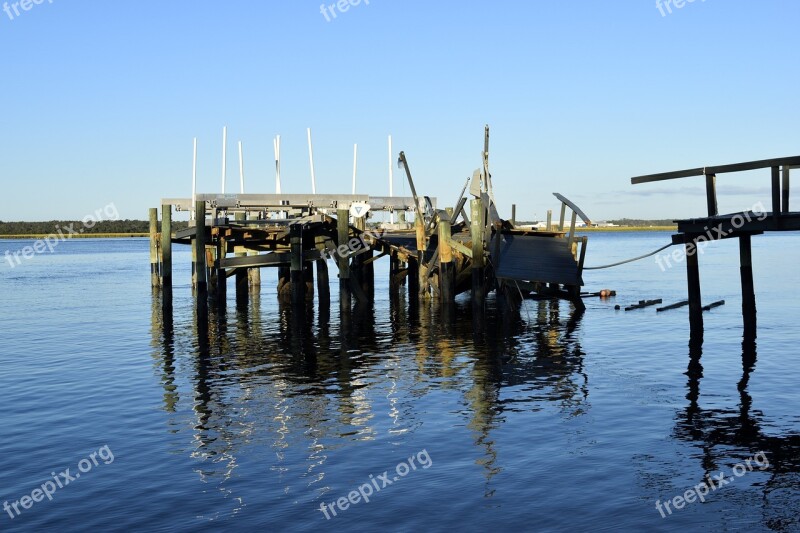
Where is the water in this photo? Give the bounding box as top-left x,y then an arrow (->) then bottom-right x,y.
1,233 -> 799,532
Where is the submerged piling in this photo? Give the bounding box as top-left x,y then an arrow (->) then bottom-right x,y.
149,208 -> 160,288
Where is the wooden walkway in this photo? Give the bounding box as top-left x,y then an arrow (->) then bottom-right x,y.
632,155 -> 800,337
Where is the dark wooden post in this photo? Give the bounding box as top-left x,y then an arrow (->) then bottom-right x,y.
782,165 -> 791,214
705,173 -> 718,217
354,216 -> 374,301
149,208 -> 160,288
234,212 -> 248,307
739,234 -> 757,336
290,223 -> 304,308
248,212 -> 261,291
389,253 -> 401,294
772,166 -> 781,222
315,235 -> 330,306
438,211 -> 455,305
470,198 -> 485,309
685,236 -> 703,335
160,204 -> 172,290
194,201 -> 207,297
511,204 -> 516,226
415,212 -> 427,297
337,209 -> 351,312
216,235 -> 227,306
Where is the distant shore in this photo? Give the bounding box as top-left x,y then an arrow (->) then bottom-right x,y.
0,233 -> 149,239
0,227 -> 678,239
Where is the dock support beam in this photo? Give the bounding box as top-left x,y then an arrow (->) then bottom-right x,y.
290,224 -> 305,308
149,208 -> 160,288
194,201 -> 207,298
739,234 -> 757,336
337,209 -> 351,312
248,212 -> 261,291
415,212 -> 426,297
438,211 -> 455,305
315,235 -> 330,306
234,213 -> 248,307
686,237 -> 703,336
160,204 -> 172,290
470,199 -> 485,310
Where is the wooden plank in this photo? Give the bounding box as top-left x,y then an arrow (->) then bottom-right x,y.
656,300 -> 689,312
553,193 -> 591,225
492,235 -> 583,286
632,155 -> 800,184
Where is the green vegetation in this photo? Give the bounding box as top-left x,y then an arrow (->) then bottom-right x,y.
0,219 -> 189,236
606,218 -> 676,227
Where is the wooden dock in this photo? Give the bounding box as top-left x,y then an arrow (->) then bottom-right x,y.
632,155 -> 800,337
150,128 -> 592,324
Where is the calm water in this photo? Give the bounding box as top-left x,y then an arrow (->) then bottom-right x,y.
1,233 -> 799,532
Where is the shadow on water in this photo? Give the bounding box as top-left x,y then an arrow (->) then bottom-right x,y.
675,333 -> 800,531
150,288 -> 589,514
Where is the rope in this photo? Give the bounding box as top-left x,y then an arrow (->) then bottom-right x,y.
583,242 -> 674,270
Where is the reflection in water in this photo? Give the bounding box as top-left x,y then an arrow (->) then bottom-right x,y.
675,334 -> 800,531
150,288 -> 589,518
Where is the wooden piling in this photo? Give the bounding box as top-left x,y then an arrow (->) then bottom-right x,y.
511,204 -> 516,226
290,224 -> 304,308
315,235 -> 330,305
234,213 -> 248,306
337,209 -> 351,311
415,212 -> 427,297
194,200 -> 207,297
149,208 -> 160,288
438,211 -> 455,304
470,198 -> 485,308
685,237 -> 703,335
739,234 -> 757,334
782,165 -> 791,214
216,235 -> 227,305
277,266 -> 291,298
160,204 -> 172,290
546,209 -> 552,231
248,212 -> 261,290
389,253 -> 401,294
355,216 -> 374,301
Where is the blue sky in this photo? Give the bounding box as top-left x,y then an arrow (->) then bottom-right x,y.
1,1 -> 798,222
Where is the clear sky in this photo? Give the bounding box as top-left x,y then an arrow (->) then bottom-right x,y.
1,0 -> 798,222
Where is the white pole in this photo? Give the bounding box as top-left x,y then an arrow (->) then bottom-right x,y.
221,126 -> 227,194
192,137 -> 197,220
307,128 -> 316,194
273,135 -> 282,194
352,143 -> 358,194
238,140 -> 244,193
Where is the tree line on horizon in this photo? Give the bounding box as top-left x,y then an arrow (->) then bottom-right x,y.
0,220 -> 190,235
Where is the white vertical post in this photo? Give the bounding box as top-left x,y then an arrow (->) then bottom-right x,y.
238,140 -> 244,193
191,137 -> 197,221
273,135 -> 282,194
352,143 -> 358,194
388,134 -> 394,223
307,128 -> 317,194
221,126 -> 227,194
